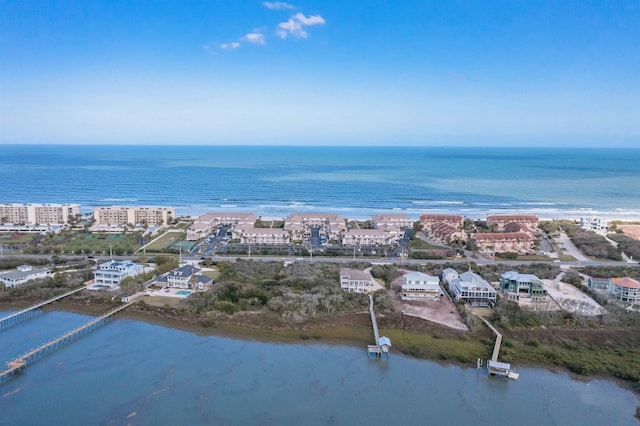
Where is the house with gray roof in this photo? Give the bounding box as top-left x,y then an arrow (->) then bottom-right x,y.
0,265 -> 52,288
157,264 -> 213,290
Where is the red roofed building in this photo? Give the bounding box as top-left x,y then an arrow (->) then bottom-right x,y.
420,214 -> 464,231
486,215 -> 538,232
473,232 -> 533,254
431,222 -> 467,244
609,277 -> 640,303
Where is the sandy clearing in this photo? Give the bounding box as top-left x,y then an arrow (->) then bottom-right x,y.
542,273 -> 606,316
391,273 -> 468,331
617,225 -> 640,241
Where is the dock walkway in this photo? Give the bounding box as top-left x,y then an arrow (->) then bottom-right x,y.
0,286 -> 86,331
0,300 -> 136,383
367,294 -> 391,357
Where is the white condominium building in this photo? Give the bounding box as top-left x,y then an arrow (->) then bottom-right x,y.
0,203 -> 80,225
342,229 -> 392,246
372,214 -> 413,231
93,206 -> 175,226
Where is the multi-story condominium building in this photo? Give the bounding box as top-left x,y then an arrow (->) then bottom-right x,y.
400,272 -> 441,300
499,271 -> 545,299
93,260 -> 143,288
234,226 -> 291,245
186,212 -> 257,240
0,265 -> 53,288
580,217 -> 608,231
442,269 -> 496,304
284,213 -> 347,240
371,214 -> 413,231
473,232 -> 533,254
339,268 -> 376,293
342,229 -> 392,246
486,215 -> 539,231
93,206 -> 175,226
430,222 -> 467,244
0,203 -> 80,225
420,214 -> 464,231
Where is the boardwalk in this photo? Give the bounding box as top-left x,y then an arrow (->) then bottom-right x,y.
475,314 -> 502,361
367,295 -> 391,357
368,294 -> 380,345
0,286 -> 86,331
0,300 -> 137,383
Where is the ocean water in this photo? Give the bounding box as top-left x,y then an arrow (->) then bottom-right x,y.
1,311 -> 638,425
1,145 -> 640,219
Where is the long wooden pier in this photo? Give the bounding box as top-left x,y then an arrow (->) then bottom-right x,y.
0,286 -> 86,331
367,294 -> 391,357
0,300 -> 136,383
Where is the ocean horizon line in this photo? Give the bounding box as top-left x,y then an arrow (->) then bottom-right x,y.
1,143 -> 639,149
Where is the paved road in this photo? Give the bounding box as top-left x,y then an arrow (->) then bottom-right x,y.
3,253 -> 637,268
555,232 -> 589,261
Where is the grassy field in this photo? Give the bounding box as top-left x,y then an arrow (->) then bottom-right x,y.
144,231 -> 186,252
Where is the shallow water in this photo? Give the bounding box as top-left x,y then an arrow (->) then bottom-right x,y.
1,311 -> 638,425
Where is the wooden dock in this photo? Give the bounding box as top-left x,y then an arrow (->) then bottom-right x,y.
0,300 -> 136,384
367,295 -> 391,357
0,286 -> 86,331
474,313 -> 518,380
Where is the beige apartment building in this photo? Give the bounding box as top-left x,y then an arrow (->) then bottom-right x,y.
186,212 -> 257,240
486,215 -> 539,231
93,206 -> 175,226
420,214 -> 464,231
0,203 -> 80,224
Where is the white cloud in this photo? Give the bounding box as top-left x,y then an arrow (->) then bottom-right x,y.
294,13 -> 325,26
277,13 -> 325,39
220,42 -> 240,50
245,33 -> 266,45
263,1 -> 295,10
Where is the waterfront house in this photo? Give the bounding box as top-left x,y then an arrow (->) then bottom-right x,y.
93,260 -> 143,289
580,217 -> 608,231
447,270 -> 497,305
339,268 -> 376,293
0,265 -> 53,288
159,264 -> 213,290
400,271 -> 441,300
500,271 -> 545,300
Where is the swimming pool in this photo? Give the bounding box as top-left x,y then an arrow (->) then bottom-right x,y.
176,290 -> 191,296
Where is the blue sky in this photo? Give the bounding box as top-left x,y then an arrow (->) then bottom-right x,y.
1,1 -> 638,146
